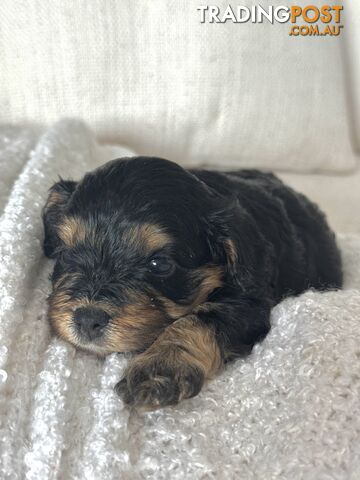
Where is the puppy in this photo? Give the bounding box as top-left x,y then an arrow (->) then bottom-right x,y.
42,157 -> 342,408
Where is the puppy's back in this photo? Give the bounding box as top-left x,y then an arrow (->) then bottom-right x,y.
191,167 -> 343,297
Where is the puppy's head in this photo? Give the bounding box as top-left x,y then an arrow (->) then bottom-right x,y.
43,157 -> 237,355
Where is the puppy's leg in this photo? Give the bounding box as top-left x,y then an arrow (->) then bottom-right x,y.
116,315 -> 222,409
196,296 -> 272,359
116,296 -> 271,409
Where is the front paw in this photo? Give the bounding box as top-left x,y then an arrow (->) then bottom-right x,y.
115,356 -> 204,409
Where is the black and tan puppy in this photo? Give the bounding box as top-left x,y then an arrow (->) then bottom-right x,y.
42,157 -> 342,408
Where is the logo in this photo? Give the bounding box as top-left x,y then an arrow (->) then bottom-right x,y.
197,5 -> 344,36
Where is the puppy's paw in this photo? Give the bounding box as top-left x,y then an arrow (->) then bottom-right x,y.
115,355 -> 204,409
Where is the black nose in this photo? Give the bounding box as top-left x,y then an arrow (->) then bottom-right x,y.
73,307 -> 111,341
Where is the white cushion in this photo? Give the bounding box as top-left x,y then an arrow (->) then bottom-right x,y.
0,0 -> 357,173
279,169 -> 360,234
344,0 -> 360,153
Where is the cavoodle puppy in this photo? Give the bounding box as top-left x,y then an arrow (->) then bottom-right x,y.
42,157 -> 342,408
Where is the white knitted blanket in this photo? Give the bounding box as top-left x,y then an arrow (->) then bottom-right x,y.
1,120 -> 360,480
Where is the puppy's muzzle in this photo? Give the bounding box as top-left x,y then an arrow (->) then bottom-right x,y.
73,306 -> 111,341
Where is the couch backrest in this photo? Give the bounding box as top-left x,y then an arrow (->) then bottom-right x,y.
0,0 -> 357,173
344,0 -> 360,154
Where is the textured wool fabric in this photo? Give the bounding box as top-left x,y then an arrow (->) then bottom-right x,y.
0,0 -> 357,173
0,120 -> 360,479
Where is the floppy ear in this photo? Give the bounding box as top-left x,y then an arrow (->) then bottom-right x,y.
206,201 -> 267,292
42,179 -> 77,258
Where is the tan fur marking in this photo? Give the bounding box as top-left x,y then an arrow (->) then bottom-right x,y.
224,238 -> 238,269
58,216 -> 87,246
132,314 -> 222,380
106,296 -> 170,352
163,315 -> 222,378
44,190 -> 66,211
123,223 -> 172,253
48,263 -> 222,356
161,265 -> 223,319
196,266 -> 223,302
48,290 -> 77,340
48,288 -> 170,355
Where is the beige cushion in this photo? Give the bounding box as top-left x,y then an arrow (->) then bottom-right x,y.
279,168 -> 360,234
344,0 -> 360,153
0,0 -> 357,173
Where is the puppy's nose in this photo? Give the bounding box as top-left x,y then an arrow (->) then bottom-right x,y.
73,306 -> 110,341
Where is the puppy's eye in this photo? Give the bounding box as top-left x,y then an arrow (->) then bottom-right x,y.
148,256 -> 175,276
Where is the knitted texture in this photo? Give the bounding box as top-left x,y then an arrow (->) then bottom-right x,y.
0,120 -> 359,479
0,0 -> 357,172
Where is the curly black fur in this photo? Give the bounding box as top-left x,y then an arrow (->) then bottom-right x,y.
43,157 -> 342,408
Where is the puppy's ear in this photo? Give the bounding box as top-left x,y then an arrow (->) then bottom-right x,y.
42,179 -> 77,258
206,202 -> 262,291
